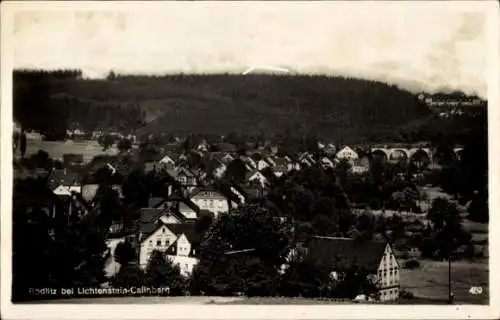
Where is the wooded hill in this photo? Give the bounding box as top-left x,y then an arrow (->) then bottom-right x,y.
13,70 -> 486,143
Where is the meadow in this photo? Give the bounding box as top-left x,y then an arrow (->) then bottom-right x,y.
25,139 -> 119,163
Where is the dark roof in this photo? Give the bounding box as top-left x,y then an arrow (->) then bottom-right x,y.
148,196 -> 165,208
304,236 -> 387,272
138,221 -> 159,239
140,208 -> 163,223
165,223 -> 203,245
49,169 -> 80,188
273,157 -> 288,167
217,143 -> 237,152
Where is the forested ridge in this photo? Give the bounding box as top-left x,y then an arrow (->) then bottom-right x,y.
13,70 -> 486,144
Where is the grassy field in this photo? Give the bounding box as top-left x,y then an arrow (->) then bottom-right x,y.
400,259 -> 489,304
25,139 -> 119,162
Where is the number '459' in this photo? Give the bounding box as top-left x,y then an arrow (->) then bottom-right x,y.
469,287 -> 483,295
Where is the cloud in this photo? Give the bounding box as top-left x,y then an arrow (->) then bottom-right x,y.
10,2 -> 489,97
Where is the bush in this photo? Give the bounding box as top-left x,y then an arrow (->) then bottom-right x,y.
403,259 -> 421,269
400,289 -> 414,299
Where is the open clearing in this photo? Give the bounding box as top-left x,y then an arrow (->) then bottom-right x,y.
400,259 -> 489,304
25,139 -> 119,162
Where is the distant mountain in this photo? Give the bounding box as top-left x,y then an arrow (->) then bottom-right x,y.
13,71 -> 486,143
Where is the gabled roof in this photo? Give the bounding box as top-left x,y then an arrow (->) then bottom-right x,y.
188,186 -> 229,201
165,223 -> 202,244
138,221 -> 160,239
140,208 -> 163,224
304,236 -> 387,272
176,167 -> 196,178
176,199 -> 200,214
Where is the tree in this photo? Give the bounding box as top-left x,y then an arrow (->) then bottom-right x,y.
98,134 -> 115,151
427,198 -> 471,259
190,203 -> 293,296
114,240 -> 136,266
112,266 -> 146,288
145,250 -> 186,295
467,191 -> 488,223
278,258 -> 333,298
117,138 -> 132,153
12,178 -> 110,301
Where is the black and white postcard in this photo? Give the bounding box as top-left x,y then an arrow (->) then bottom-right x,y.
1,1 -> 498,319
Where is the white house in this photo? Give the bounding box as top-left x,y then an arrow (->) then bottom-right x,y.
352,157 -> 370,174
320,157 -> 335,169
138,223 -> 202,276
213,162 -> 227,179
159,154 -> 177,169
165,231 -> 201,277
256,159 -> 271,171
138,223 -> 179,269
336,146 -> 359,161
188,187 -> 234,218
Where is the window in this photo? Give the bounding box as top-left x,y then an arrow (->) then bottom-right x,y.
209,200 -> 214,207
184,264 -> 189,270
156,240 -> 161,246
162,228 -> 166,233
149,240 -> 153,246
165,240 -> 170,246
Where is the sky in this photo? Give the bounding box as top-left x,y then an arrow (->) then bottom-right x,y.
8,1 -> 494,98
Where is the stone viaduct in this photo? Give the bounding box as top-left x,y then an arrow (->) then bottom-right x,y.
370,146 -> 464,166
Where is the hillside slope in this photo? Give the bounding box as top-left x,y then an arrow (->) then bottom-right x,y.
15,71 -> 452,142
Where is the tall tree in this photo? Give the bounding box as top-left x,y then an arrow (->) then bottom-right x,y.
191,203 -> 293,295
145,250 -> 186,295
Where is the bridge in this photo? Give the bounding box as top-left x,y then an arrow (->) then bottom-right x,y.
370,146 -> 464,165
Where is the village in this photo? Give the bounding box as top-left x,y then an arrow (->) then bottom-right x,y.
12,128 -> 488,304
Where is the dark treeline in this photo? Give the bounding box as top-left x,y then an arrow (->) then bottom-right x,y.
13,70 -> 146,140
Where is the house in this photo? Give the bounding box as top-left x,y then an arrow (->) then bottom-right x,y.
336,146 -> 359,161
298,152 -> 316,167
220,153 -> 235,165
158,153 -> 179,170
352,157 -> 370,174
320,156 -> 335,169
188,187 -> 235,218
166,167 -> 198,190
272,157 -> 289,177
138,222 -> 181,269
256,158 -> 271,171
213,162 -> 227,179
49,169 -> 80,191
53,184 -> 82,197
137,222 -> 203,275
165,224 -> 204,276
140,204 -> 195,226
240,156 -> 257,170
196,141 -> 209,153
303,236 -> 400,301
325,143 -> 337,155
245,170 -> 268,188
264,156 -> 277,168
